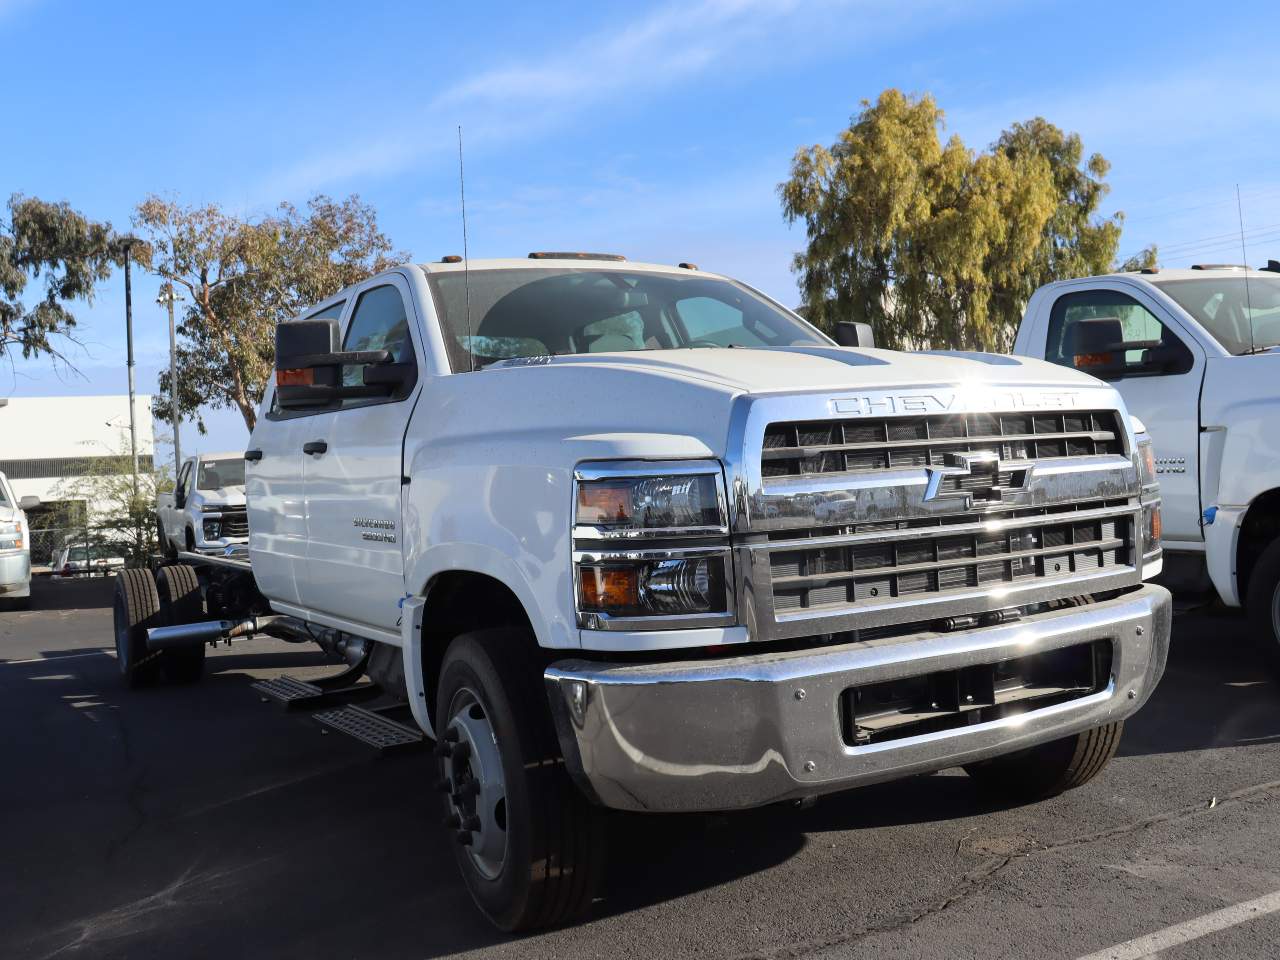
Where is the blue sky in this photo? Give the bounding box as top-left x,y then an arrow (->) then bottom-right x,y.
4,0 -> 1278,457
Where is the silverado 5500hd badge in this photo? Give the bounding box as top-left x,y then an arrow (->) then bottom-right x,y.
353,517 -> 396,542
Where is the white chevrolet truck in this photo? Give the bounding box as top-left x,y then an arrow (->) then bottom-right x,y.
155,452 -> 249,556
113,254 -> 1171,930
1014,263 -> 1280,675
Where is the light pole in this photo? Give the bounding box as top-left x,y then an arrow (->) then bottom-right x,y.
156,282 -> 184,476
119,237 -> 141,499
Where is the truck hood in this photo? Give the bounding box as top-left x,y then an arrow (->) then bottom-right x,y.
492,345 -> 1108,395
197,487 -> 247,506
431,345 -> 1121,468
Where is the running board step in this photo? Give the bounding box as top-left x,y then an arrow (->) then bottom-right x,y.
313,704 -> 426,755
253,676 -> 323,704
253,675 -> 380,711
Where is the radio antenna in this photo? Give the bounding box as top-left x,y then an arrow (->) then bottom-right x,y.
1237,184 -> 1257,356
458,124 -> 474,371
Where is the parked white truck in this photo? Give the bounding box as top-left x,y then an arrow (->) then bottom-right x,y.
114,254 -> 1172,930
1014,263 -> 1280,674
155,452 -> 249,556
0,471 -> 38,609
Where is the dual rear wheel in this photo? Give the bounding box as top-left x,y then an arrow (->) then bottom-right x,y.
113,565 -> 206,687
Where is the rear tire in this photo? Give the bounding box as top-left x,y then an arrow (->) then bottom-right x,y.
114,569 -> 162,688
156,565 -> 206,683
436,628 -> 604,931
1246,538 -> 1280,678
964,720 -> 1124,802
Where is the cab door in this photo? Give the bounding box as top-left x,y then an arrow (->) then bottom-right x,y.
246,298 -> 350,606
1042,284 -> 1205,542
298,274 -> 422,633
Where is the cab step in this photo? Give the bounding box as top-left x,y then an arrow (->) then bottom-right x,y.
313,703 -> 426,755
252,674 -> 380,710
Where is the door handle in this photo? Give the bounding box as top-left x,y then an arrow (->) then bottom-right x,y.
303,440 -> 328,456
244,449 -> 263,462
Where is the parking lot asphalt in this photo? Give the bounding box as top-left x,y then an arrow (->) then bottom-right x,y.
1,577 -> 1278,960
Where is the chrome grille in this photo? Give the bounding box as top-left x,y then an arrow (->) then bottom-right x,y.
762,411 -> 1121,478
219,507 -> 249,538
770,503 -> 1133,614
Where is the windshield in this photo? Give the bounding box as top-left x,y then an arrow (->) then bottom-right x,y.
1153,276 -> 1280,355
198,458 -> 246,490
426,268 -> 826,371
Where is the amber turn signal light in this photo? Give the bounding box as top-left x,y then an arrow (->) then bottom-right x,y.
277,368 -> 315,386
577,483 -> 633,525
579,567 -> 639,611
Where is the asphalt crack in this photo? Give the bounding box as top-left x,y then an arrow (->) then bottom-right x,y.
734,776 -> 1280,960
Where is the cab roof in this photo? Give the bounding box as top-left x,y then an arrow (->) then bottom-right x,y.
417,257 -> 722,279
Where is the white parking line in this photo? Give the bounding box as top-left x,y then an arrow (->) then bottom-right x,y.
1,650 -> 112,666
1076,889 -> 1280,960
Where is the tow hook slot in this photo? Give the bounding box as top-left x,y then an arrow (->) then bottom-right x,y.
841,639 -> 1111,745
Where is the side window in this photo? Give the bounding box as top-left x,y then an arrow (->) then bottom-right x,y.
1045,290 -> 1193,379
339,284 -> 417,406
175,461 -> 192,500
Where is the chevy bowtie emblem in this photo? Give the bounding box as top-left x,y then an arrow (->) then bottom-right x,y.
923,451 -> 1031,508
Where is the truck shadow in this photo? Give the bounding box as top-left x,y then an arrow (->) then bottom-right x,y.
1118,607 -> 1280,758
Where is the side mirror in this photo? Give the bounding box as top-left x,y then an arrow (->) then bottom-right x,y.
1068,317 -> 1186,379
274,319 -> 411,410
18,495 -> 40,511
834,321 -> 876,348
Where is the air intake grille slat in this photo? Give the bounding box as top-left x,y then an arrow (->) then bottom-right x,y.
762,411 -> 1121,478
770,512 -> 1133,613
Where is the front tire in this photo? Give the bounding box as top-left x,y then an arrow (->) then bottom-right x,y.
964,721 -> 1124,802
1246,538 -> 1280,678
436,629 -> 604,931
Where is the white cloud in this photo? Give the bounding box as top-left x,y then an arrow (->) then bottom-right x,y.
253,0 -> 926,200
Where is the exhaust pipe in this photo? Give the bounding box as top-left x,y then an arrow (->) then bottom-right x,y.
146,616 -> 273,650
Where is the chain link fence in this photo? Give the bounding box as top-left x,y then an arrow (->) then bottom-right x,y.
28,525 -> 147,575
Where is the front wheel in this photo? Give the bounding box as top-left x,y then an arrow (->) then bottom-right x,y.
964,721 -> 1124,802
436,629 -> 604,931
1246,539 -> 1280,678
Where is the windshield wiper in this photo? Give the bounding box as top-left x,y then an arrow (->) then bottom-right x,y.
1240,344 -> 1280,355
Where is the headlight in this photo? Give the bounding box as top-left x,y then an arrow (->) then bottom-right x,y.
576,472 -> 724,533
578,555 -> 728,618
0,521 -> 22,550
573,461 -> 734,628
203,519 -> 221,540
1136,435 -> 1156,487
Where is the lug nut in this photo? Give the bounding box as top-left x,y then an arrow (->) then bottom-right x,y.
794,689 -> 806,701
803,760 -> 816,773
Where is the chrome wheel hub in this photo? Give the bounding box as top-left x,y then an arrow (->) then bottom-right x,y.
442,687 -> 508,879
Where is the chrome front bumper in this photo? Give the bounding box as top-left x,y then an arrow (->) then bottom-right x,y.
545,583 -> 1171,813
0,550 -> 31,596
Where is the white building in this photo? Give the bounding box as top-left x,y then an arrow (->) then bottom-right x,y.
0,395 -> 155,558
